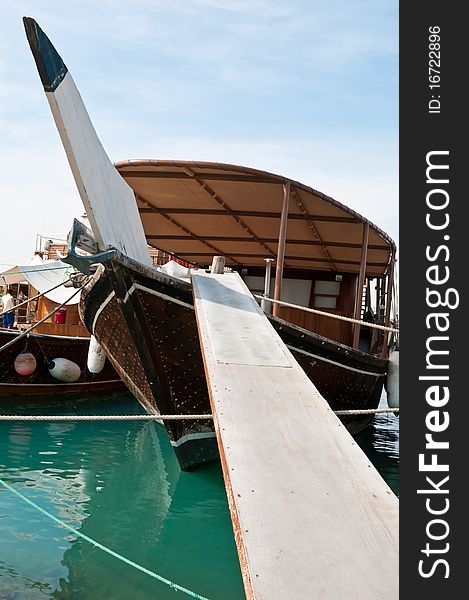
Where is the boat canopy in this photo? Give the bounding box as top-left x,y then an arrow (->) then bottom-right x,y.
0,260 -> 79,305
116,160 -> 395,276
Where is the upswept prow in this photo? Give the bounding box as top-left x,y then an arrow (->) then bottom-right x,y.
23,17 -> 151,266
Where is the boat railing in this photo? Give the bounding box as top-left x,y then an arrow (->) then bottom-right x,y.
254,294 -> 399,334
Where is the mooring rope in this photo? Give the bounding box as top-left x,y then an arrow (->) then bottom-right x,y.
254,295 -> 399,334
0,285 -> 85,353
334,407 -> 399,415
0,477 -> 210,600
0,276 -> 73,318
0,414 -> 213,421
0,408 -> 399,421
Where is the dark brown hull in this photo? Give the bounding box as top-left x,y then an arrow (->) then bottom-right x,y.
79,255 -> 387,470
0,328 -> 124,395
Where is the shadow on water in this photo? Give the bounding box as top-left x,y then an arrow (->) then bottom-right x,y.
0,392 -> 245,600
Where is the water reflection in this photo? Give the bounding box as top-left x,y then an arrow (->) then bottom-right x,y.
1,390 -> 398,599
0,392 -> 244,600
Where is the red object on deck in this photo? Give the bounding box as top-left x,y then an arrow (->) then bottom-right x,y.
54,309 -> 67,324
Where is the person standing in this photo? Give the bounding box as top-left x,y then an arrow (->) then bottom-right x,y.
1,287 -> 15,328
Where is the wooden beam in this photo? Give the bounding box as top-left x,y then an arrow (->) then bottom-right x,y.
273,183 -> 290,317
352,223 -> 369,349
211,256 -> 225,274
139,206 -> 359,223
292,187 -> 337,270
181,167 -> 277,258
176,252 -> 387,268
136,195 -> 242,265
145,234 -> 389,251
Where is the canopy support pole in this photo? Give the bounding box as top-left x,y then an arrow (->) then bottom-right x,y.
375,277 -> 381,317
382,253 -> 395,357
352,223 -> 369,349
273,183 -> 290,317
261,258 -> 274,313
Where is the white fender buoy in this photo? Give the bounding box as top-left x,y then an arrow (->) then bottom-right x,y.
48,358 -> 81,383
87,335 -> 106,374
386,349 -> 399,408
14,350 -> 37,376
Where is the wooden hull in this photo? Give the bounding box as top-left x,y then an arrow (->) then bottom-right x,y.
79,255 -> 387,470
0,328 -> 124,395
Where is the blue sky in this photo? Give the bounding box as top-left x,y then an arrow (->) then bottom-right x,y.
0,0 -> 398,266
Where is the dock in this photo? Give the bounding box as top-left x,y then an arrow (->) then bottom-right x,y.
191,270 -> 398,600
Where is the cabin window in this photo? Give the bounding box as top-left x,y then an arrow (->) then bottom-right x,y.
313,280 -> 341,310
314,296 -> 337,309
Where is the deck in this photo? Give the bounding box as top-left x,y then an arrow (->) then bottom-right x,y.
191,270 -> 398,600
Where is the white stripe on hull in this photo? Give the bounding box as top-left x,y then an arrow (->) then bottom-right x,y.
170,431 -> 217,447
92,291 -> 115,333
124,281 -> 194,311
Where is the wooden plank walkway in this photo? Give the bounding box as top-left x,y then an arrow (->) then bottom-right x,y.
191,270 -> 398,600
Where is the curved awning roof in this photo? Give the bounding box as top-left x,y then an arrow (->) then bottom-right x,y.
1,260 -> 79,305
116,160 -> 396,276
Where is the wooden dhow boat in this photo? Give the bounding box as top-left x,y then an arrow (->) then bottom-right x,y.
0,327 -> 123,395
23,18 -> 397,469
1,258 -> 123,395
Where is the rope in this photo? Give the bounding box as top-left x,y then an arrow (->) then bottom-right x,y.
0,277 -> 73,317
0,285 -> 85,353
32,331 -> 50,362
255,295 -> 399,333
334,407 -> 399,415
0,414 -> 213,421
0,266 -> 69,276
0,477 -> 210,600
0,409 -> 399,421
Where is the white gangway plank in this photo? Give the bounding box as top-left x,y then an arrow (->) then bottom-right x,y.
192,270 -> 398,600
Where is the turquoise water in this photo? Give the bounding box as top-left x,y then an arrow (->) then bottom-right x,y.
0,393 -> 245,600
355,393 -> 400,497
0,391 -> 399,599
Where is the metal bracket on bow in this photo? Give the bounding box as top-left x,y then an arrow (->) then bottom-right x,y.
58,219 -> 116,274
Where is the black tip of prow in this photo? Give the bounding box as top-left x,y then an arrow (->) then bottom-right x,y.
23,16 -> 68,92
